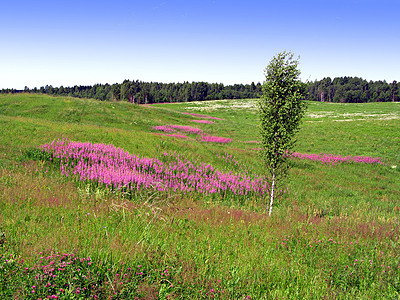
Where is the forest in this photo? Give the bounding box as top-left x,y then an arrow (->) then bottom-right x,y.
0,81 -> 262,104
1,77 -> 399,103
307,77 -> 399,103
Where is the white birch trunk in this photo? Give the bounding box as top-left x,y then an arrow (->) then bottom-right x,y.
268,169 -> 275,216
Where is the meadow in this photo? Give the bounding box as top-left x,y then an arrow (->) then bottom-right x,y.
0,93 -> 399,299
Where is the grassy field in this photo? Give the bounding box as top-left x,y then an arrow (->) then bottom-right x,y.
0,93 -> 399,299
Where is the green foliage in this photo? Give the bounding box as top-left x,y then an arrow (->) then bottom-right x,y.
307,76 -> 400,103
4,76 -> 399,104
21,148 -> 52,162
258,51 -> 307,214
1,81 -> 263,103
259,51 -> 307,174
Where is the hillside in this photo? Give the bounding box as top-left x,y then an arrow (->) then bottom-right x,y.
0,93 -> 399,298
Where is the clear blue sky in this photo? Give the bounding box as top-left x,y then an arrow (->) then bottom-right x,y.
1,0 -> 399,89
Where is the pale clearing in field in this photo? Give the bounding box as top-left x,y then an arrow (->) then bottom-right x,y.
305,111 -> 399,121
185,99 -> 258,112
186,99 -> 400,122
184,99 -> 400,121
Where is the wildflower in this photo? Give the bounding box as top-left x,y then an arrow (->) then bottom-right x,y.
192,120 -> 214,124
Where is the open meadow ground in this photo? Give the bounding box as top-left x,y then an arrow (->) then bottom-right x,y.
0,94 -> 399,299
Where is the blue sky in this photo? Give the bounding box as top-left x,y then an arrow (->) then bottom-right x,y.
1,0 -> 399,89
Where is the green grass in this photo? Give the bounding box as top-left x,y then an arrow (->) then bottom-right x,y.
1,93 -> 400,299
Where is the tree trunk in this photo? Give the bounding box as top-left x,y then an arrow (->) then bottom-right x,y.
269,168 -> 275,216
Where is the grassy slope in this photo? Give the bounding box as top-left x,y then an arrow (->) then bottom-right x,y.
1,94 -> 400,299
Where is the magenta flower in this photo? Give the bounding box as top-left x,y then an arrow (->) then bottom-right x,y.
161,133 -> 189,139
200,135 -> 233,143
192,120 -> 214,124
41,139 -> 269,197
152,125 -> 174,133
169,125 -> 203,134
252,147 -> 385,166
291,151 -> 385,165
152,124 -> 203,135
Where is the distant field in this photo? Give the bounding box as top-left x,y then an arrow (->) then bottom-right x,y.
1,93 -> 399,299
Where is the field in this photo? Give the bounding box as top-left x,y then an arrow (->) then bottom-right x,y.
0,93 -> 399,299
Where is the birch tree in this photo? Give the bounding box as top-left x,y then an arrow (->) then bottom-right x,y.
258,51 -> 307,216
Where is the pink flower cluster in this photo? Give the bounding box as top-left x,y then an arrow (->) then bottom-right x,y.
42,139 -> 269,196
253,147 -> 385,165
152,125 -> 174,133
201,135 -> 233,144
192,120 -> 214,124
152,124 -> 233,143
291,151 -> 386,165
152,125 -> 203,135
182,112 -> 224,120
17,251 -> 147,299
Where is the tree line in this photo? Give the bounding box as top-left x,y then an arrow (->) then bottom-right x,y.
1,77 -> 399,103
0,80 -> 262,103
307,77 -> 399,103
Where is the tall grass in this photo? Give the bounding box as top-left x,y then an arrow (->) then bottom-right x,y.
1,94 -> 399,298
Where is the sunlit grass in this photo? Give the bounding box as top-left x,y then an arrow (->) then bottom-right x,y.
1,94 -> 400,298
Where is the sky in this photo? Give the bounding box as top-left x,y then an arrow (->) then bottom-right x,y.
1,0 -> 399,89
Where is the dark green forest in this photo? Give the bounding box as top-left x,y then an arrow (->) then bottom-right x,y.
307,77 -> 399,103
1,77 -> 399,103
0,81 -> 262,103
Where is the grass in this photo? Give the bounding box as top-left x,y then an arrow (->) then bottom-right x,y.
0,93 -> 400,299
